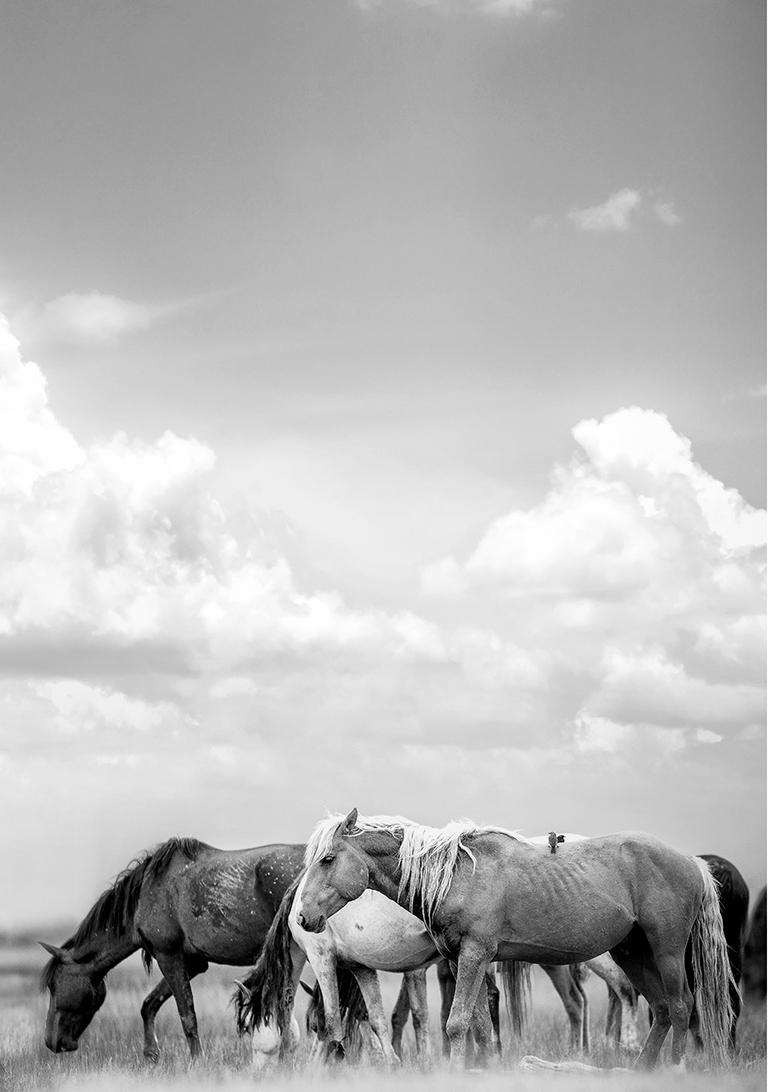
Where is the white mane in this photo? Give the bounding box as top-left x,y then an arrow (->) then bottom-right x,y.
304,812 -> 531,926
304,813 -> 416,868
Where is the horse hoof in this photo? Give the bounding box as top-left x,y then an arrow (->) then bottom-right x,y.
143,1050 -> 160,1065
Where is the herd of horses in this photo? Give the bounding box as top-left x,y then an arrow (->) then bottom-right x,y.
39,811 -> 766,1073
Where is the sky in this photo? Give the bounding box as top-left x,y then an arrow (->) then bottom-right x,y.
0,0 -> 765,929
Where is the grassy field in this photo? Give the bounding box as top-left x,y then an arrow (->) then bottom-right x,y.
1,943 -> 765,1092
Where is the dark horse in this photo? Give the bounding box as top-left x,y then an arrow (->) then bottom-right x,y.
742,886 -> 767,1002
40,837 -> 304,1059
297,810 -> 735,1071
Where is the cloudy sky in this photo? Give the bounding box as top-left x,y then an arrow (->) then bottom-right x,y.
0,0 -> 765,928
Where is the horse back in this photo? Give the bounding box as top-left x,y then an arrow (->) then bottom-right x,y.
135,842 -> 305,964
443,830 -> 704,963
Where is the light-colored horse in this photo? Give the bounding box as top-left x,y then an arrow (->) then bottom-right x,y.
527,834 -> 642,1052
235,870 -> 499,1066
297,810 -> 734,1072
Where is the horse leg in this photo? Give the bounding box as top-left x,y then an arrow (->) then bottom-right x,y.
140,977 -> 173,1061
404,969 -> 430,1061
542,965 -> 585,1053
610,928 -> 692,1070
445,939 -> 493,1071
485,967 -> 502,1056
605,985 -> 621,1043
350,967 -> 400,1066
585,954 -> 641,1052
467,975 -> 494,1068
311,951 -> 346,1061
437,958 -> 456,1058
153,953 -> 207,1059
390,976 -> 410,1060
571,965 -> 590,1053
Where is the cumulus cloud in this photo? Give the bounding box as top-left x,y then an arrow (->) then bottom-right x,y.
568,188 -> 642,231
0,312 -> 763,927
0,313 -> 541,745
423,406 -> 766,750
565,188 -> 682,232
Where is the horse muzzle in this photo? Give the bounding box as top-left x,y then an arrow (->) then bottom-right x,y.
297,910 -> 326,933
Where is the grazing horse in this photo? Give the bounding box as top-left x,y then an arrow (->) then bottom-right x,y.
297,810 -> 734,1071
235,863 -> 512,1065
742,886 -> 767,1002
40,837 -> 304,1059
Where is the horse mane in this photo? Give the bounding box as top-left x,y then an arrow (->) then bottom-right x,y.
234,873 -> 304,1036
40,837 -> 205,990
304,813 -> 416,868
306,812 -> 531,928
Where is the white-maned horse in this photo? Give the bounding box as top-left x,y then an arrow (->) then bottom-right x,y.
236,871 -> 497,1066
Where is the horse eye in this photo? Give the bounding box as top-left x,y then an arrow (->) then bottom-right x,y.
321,854 -> 335,863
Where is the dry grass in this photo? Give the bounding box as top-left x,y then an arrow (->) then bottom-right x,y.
1,943 -> 765,1092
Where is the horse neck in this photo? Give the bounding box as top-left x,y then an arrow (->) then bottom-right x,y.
68,926 -> 140,979
359,832 -> 411,911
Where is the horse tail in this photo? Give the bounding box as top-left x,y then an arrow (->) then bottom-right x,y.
233,873 -> 303,1037
690,857 -> 737,1067
497,960 -> 531,1038
339,968 -> 368,1054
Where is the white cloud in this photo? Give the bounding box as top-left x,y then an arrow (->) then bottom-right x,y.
0,309 -> 763,921
423,406 -> 766,749
35,679 -> 191,736
0,311 -> 544,746
565,189 -> 682,232
569,188 -> 642,232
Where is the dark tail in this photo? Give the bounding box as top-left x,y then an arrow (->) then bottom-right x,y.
497,960 -> 532,1038
233,873 -> 303,1036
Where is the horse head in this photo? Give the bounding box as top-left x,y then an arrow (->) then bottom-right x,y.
301,979 -> 325,1039
297,809 -> 370,933
40,942 -> 107,1053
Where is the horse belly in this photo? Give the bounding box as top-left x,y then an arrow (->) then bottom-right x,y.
497,893 -> 635,964
330,891 -> 437,971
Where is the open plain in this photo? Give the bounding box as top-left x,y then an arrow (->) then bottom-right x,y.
2,942 -> 764,1092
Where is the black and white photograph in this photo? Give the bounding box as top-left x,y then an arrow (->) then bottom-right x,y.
0,1 -> 765,1089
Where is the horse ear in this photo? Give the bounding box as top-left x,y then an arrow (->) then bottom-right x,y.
299,980 -> 314,997
341,808 -> 358,835
234,979 -> 252,1001
39,942 -> 69,961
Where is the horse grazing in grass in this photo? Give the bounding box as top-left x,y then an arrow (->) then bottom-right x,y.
40,837 -> 304,1059
297,810 -> 735,1071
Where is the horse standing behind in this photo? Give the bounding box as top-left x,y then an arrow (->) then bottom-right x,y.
742,886 -> 767,1002
297,810 -> 735,1072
